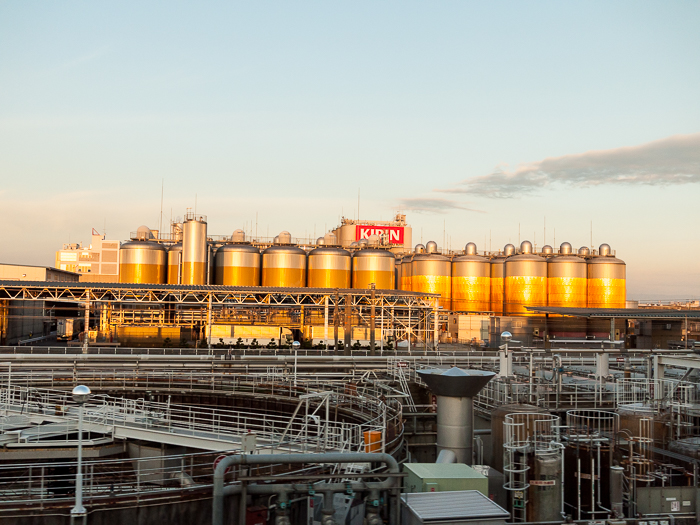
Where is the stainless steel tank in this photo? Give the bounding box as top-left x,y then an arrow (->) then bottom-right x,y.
547,246 -> 587,308
352,248 -> 395,289
452,243 -> 490,312
529,452 -> 562,522
504,241 -> 547,316
262,245 -> 307,288
182,214 -> 208,285
395,257 -> 402,290
167,243 -> 182,284
401,254 -> 413,291
588,245 -> 626,308
119,241 -> 167,284
411,243 -> 451,309
215,243 -> 261,286
307,246 -> 351,288
490,256 -> 506,315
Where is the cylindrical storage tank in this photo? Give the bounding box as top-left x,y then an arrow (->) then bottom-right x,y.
262,245 -> 307,288
452,245 -> 490,312
395,257 -> 402,290
491,404 -> 546,473
504,241 -> 547,316
215,244 -> 261,286
547,253 -> 587,308
401,255 -> 413,291
307,246 -> 351,288
352,249 -> 395,289
490,257 -> 506,315
167,243 -> 182,285
363,430 -> 383,453
587,248 -> 626,308
182,215 -> 208,285
119,241 -> 167,284
529,453 -> 563,522
617,404 -> 669,448
411,247 -> 451,309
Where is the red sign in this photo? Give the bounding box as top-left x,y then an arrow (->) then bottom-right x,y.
355,225 -> 404,244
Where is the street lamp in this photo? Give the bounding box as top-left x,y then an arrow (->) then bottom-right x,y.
71,385 -> 91,521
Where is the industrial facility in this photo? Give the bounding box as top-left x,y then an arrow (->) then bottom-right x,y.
0,209 -> 699,525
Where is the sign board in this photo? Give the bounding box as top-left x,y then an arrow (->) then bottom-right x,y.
355,225 -> 404,244
530,480 -> 556,486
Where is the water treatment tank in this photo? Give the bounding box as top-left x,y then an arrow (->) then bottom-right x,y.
547,243 -> 587,308
352,248 -> 395,289
504,241 -> 547,316
262,244 -> 307,288
182,214 -> 208,285
215,243 -> 261,286
307,246 -> 351,288
167,243 -> 182,284
490,256 -> 506,315
119,241 -> 167,284
452,243 -> 490,312
411,242 -> 451,309
588,245 -> 626,308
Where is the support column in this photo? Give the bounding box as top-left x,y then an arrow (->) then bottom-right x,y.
207,293 -> 213,352
82,294 -> 90,354
596,353 -> 609,379
370,284 -> 376,356
433,298 -> 439,351
653,354 -> 665,401
333,290 -> 339,354
344,294 -> 351,355
324,295 -> 329,350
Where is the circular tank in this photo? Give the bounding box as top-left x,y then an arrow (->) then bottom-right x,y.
491,404 -> 547,473
411,245 -> 451,309
182,217 -> 208,285
395,257 -> 402,291
452,244 -> 490,312
587,248 -> 626,308
307,246 -> 351,288
490,256 -> 506,315
352,249 -> 395,290
401,255 -> 413,291
617,404 -> 669,448
414,244 -> 425,254
167,243 -> 182,284
578,246 -> 590,256
119,241 -> 167,284
262,245 -> 307,288
548,254 -> 587,308
504,244 -> 516,256
215,244 -> 261,286
504,241 -> 547,316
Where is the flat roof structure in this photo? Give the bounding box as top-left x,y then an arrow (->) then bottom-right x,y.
527,306 -> 700,320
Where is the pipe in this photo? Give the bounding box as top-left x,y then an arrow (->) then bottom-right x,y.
321,490 -> 335,525
366,489 -> 382,525
212,453 -> 399,525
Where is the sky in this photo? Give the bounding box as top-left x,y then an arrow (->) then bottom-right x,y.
1,1 -> 699,300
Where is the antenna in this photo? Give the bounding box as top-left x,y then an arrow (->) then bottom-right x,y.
195,194 -> 197,216
159,179 -> 164,238
256,212 -> 258,240
357,188 -> 360,222
518,223 -> 520,245
590,220 -> 593,249
544,216 -> 546,246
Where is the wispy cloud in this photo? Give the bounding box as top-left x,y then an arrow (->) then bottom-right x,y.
397,197 -> 484,213
437,133 -> 700,198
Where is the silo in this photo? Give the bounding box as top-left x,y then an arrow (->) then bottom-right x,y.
352,248 -> 395,289
588,244 -> 626,308
401,255 -> 413,291
490,256 -> 506,315
262,241 -> 306,288
504,241 -> 547,316
395,257 -> 402,290
452,243 -> 490,312
547,242 -> 587,308
307,246 -> 351,288
215,235 -> 261,287
167,243 -> 182,284
182,214 -> 208,285
119,241 -> 167,284
411,241 -> 451,309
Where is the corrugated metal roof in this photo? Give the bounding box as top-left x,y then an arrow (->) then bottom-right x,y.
527,306 -> 700,320
402,490 -> 509,521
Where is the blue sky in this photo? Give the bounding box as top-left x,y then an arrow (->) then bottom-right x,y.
1,2 -> 698,299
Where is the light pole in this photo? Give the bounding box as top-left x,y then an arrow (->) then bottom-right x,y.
71,385 -> 91,523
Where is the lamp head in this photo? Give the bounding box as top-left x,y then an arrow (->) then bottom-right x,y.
501,331 -> 512,343
72,385 -> 91,404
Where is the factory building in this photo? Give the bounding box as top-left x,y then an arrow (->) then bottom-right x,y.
55,229 -> 120,282
332,213 -> 412,254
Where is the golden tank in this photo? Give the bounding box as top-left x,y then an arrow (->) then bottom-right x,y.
504,241 -> 547,316
307,246 -> 351,288
182,214 -> 208,285
547,243 -> 587,308
119,241 -> 167,284
215,243 -> 261,286
352,248 -> 395,289
411,241 -> 451,309
401,255 -> 413,291
395,257 -> 402,290
167,243 -> 182,284
452,243 -> 490,312
490,257 -> 506,315
588,244 -> 626,308
262,245 -> 307,287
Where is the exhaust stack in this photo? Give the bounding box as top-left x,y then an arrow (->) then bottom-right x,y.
418,367 -> 495,465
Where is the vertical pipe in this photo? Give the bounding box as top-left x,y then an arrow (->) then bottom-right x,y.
433,297 -> 439,351
324,295 -> 329,350
334,290 -> 339,354
82,295 -> 90,354
577,457 -> 581,520
344,294 -> 351,355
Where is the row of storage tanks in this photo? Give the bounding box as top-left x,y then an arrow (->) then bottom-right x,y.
119,218 -> 625,314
